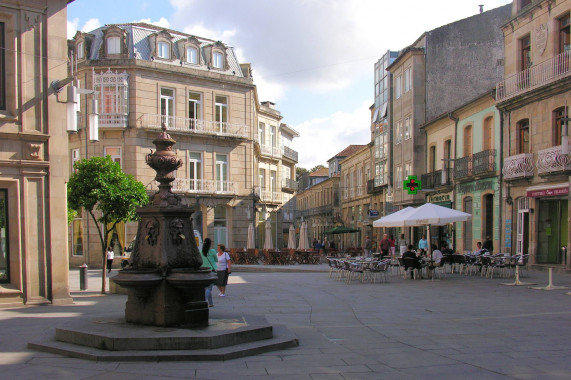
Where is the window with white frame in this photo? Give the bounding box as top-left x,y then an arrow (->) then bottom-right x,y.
158,41 -> 170,59
396,120 -> 402,143
160,88 -> 175,126
395,75 -> 402,99
104,147 -> 122,167
404,116 -> 411,140
270,170 -> 277,194
259,168 -> 266,190
404,67 -> 411,92
216,154 -> 228,192
186,46 -> 197,64
107,36 -> 120,55
77,42 -> 84,59
188,152 -> 202,190
215,96 -> 228,132
213,51 -> 223,69
270,125 -> 276,149
396,165 -> 402,186
404,163 -> 411,180
357,168 -> 363,195
258,122 -> 265,145
188,92 -> 201,128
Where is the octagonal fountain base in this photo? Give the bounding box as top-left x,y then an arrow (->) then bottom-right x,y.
28,314 -> 298,361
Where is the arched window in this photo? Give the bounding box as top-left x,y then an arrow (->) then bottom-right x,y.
517,119 -> 530,153
186,46 -> 197,64
483,116 -> 493,151
106,36 -> 120,55
553,107 -> 567,146
463,125 -> 472,157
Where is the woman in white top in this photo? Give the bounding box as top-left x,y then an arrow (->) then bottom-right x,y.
216,244 -> 232,296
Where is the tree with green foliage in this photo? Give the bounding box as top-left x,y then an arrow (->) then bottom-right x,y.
296,167 -> 308,180
311,164 -> 326,173
67,156 -> 149,294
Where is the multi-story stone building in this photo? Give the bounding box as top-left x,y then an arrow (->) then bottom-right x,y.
423,92 -> 502,252
386,4 -> 510,245
295,168 -> 340,246
496,0 -> 570,268
0,0 -> 73,305
68,23 -> 296,267
340,144 -> 372,247
370,50 -> 398,220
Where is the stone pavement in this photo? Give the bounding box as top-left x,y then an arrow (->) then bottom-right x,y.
1,265 -> 571,379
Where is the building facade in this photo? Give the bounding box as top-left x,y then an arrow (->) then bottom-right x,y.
0,0 -> 73,305
68,23 -> 296,267
496,0 -> 570,268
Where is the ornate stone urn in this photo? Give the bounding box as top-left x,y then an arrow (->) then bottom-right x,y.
113,124 -> 217,327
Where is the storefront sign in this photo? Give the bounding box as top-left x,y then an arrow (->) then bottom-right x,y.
427,192 -> 452,204
368,210 -> 379,218
457,180 -> 494,194
526,186 -> 569,198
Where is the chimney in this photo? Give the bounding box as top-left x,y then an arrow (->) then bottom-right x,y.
479,4 -> 484,13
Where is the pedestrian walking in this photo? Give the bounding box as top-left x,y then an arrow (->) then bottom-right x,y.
216,244 -> 231,297
364,236 -> 372,257
201,238 -> 218,307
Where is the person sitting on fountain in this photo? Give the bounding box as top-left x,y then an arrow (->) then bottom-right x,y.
201,238 -> 218,307
216,244 -> 232,297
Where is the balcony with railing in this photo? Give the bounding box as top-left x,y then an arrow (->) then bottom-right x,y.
99,114 -> 128,128
537,145 -> 571,175
496,50 -> 570,102
421,169 -> 452,189
142,114 -> 249,138
472,149 -> 496,175
281,178 -> 298,192
282,146 -> 298,162
454,156 -> 472,180
503,153 -> 534,180
259,189 -> 283,204
149,178 -> 237,195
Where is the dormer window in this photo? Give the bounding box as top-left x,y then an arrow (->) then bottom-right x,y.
213,51 -> 223,69
107,36 -> 120,55
77,41 -> 84,59
158,41 -> 170,59
186,46 -> 197,64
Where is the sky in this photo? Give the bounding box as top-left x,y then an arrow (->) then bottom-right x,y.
67,0 -> 512,169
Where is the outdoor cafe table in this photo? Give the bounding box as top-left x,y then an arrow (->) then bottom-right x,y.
296,250 -> 312,264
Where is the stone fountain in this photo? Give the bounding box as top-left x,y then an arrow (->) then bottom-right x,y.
112,123 -> 216,326
27,125 -> 298,361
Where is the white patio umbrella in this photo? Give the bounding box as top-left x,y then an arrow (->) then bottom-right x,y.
264,221 -> 273,250
287,225 -> 296,249
402,203 -> 471,226
247,223 -> 255,249
298,222 -> 309,250
372,207 -> 416,227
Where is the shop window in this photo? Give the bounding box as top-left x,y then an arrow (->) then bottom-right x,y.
517,119 -> 530,153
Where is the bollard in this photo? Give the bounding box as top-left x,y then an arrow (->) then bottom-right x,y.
79,264 -> 88,291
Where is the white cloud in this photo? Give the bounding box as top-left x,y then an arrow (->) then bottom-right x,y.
293,100 -> 371,168
82,18 -> 101,33
134,17 -> 170,29
67,18 -> 79,39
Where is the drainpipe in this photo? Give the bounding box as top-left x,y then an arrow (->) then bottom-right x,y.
499,108 -> 504,256
447,112 -> 459,250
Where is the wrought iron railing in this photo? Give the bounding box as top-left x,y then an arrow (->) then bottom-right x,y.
537,145 -> 571,175
496,50 -> 570,102
454,156 -> 472,179
142,114 -> 249,138
503,153 -> 534,180
281,178 -> 298,191
283,146 -> 298,162
472,149 -> 496,175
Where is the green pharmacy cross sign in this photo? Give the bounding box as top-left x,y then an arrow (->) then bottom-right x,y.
404,175 -> 421,195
